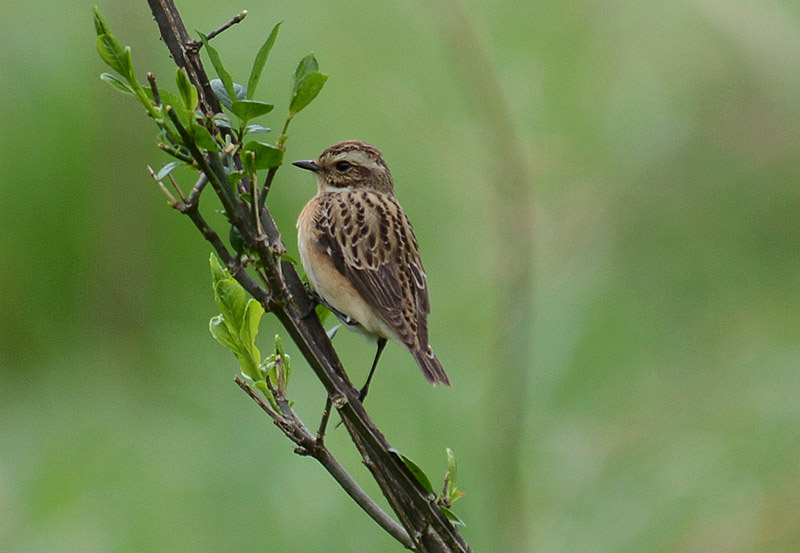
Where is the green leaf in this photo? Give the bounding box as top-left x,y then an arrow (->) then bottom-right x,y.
439,505 -> 466,528
212,113 -> 233,130
208,255 -> 264,381
293,53 -> 319,91
100,72 -> 134,94
229,225 -> 246,255
210,79 -> 246,110
289,71 -> 328,116
254,379 -> 280,411
210,79 -> 232,109
96,34 -> 132,77
156,161 -> 182,180
214,277 -> 248,334
280,252 -> 298,264
241,151 -> 254,177
242,141 -> 284,170
199,33 -> 235,101
231,99 -> 274,123
241,299 -> 265,358
144,87 -> 182,111
247,21 -> 281,99
92,6 -> 112,36
189,121 -> 219,152
209,315 -> 237,350
210,253 -> 229,287
390,448 -> 434,494
237,350 -> 261,381
244,124 -> 271,135
176,67 -> 199,110
227,170 -> 245,187
446,448 -> 458,487
274,335 -> 291,387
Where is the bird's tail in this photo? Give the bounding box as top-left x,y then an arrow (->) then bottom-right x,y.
413,346 -> 451,386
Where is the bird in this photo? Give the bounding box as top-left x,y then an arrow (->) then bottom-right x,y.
293,140 -> 450,401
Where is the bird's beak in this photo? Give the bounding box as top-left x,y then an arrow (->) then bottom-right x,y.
292,160 -> 322,172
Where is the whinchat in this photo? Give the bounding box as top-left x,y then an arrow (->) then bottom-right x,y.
293,141 -> 450,400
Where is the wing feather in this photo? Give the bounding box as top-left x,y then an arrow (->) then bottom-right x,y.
314,190 -> 429,350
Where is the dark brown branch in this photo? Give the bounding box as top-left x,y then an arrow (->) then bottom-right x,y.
146,0 -> 221,115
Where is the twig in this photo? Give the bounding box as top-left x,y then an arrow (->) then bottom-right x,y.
147,72 -> 161,105
187,173 -> 208,206
165,106 -> 238,217
234,377 -> 414,549
168,173 -> 187,203
157,143 -> 194,164
205,10 -> 247,41
316,396 -> 333,444
258,166 -> 279,210
148,165 -> 178,205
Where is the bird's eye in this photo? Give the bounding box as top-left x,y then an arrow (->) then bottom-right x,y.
335,160 -> 352,172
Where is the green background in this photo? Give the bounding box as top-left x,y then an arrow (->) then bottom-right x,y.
2,0 -> 799,552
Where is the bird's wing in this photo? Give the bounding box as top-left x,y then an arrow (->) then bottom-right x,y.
315,190 -> 430,349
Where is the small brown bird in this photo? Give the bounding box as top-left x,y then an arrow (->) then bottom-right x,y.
294,141 -> 450,400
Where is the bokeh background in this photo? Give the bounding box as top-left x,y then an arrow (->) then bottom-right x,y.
2,0 -> 800,551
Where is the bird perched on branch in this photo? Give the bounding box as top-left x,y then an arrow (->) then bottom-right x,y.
294,141 -> 450,401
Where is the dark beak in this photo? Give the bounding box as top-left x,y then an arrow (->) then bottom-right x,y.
292,160 -> 322,172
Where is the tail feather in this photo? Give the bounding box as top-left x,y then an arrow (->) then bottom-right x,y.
413,346 -> 450,386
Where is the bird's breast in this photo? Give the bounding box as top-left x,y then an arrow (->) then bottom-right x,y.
296,197 -> 400,344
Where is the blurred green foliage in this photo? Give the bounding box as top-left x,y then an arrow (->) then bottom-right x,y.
2,0 -> 799,552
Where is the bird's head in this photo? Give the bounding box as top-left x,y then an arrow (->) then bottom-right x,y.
293,140 -> 395,194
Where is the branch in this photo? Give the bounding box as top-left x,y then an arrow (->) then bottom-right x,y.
234,376 -> 413,549
146,0 -> 221,115
142,3 -> 472,552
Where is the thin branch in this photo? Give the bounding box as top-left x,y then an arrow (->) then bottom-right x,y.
147,72 -> 161,105
205,10 -> 247,41
187,173 -> 208,206
148,165 -> 178,205
146,0 -> 221,115
258,166 -> 279,210
316,396 -> 333,444
157,143 -> 195,164
234,377 -> 413,549
165,106 -> 238,217
167,173 -> 187,203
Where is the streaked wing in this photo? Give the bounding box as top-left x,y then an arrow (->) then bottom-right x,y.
315,190 -> 430,349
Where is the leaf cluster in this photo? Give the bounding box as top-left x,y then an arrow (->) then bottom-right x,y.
93,6 -> 328,184
209,254 -> 291,411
